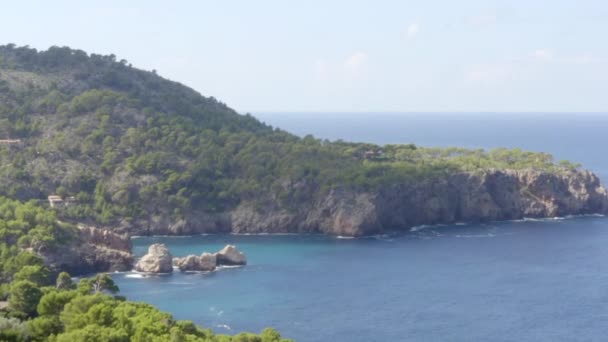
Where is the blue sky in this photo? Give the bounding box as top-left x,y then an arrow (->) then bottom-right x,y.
1,1 -> 607,112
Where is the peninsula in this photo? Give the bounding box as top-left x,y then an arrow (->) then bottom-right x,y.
0,45 -> 607,277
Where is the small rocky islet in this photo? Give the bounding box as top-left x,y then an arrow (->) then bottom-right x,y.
134,243 -> 247,274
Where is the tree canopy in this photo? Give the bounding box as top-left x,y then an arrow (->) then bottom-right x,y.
0,44 -> 580,229
0,197 -> 292,341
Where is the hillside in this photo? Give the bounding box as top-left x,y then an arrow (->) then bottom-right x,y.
0,44 -> 607,238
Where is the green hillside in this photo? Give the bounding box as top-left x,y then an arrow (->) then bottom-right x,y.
0,44 -> 576,229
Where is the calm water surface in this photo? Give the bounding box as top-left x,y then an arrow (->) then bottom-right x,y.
114,113 -> 608,341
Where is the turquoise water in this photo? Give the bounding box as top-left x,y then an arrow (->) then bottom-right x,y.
114,113 -> 608,341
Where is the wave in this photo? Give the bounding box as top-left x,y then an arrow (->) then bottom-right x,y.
130,214 -> 606,241
131,234 -> 196,239
181,269 -> 213,274
229,232 -> 300,236
513,216 -> 576,223
454,233 -> 496,239
129,270 -> 173,276
216,324 -> 232,331
410,213 -> 607,232
125,273 -> 145,279
217,265 -> 244,270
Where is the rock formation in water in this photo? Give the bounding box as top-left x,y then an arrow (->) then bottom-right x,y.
174,252 -> 217,271
134,243 -> 173,273
214,245 -> 247,266
173,245 -> 247,271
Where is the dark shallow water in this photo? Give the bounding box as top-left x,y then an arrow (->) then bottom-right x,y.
114,113 -> 608,341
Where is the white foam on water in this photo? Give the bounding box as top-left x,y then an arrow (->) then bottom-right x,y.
336,235 -> 355,239
216,324 -> 232,330
230,232 -> 300,236
455,233 -> 496,239
129,270 -> 172,276
131,234 -> 195,239
217,265 -> 243,270
125,273 -> 145,279
182,270 -> 213,274
410,224 -> 432,232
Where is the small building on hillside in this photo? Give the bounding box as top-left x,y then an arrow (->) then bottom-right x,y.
48,195 -> 64,208
363,149 -> 384,160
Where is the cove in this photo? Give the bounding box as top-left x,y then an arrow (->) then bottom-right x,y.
114,215 -> 608,341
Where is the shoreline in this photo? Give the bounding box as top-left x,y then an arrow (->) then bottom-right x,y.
129,213 -> 607,240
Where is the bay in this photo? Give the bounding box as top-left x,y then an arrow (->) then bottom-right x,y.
114,113 -> 608,341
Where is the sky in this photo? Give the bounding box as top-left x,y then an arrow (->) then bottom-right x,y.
1,0 -> 607,113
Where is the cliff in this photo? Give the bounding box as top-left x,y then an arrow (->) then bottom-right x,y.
121,168 -> 608,237
41,226 -> 133,274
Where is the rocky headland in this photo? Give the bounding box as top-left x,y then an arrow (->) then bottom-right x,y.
2,46 -> 608,276
41,226 -> 133,275
117,168 -> 608,237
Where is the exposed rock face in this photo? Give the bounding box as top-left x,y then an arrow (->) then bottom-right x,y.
174,253 -> 217,271
40,226 -> 133,275
134,244 -> 173,273
79,225 -> 132,251
121,169 -> 608,237
215,245 -> 247,265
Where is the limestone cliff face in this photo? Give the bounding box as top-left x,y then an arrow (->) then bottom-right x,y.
41,226 -> 133,275
122,169 -> 608,237
370,169 -> 608,236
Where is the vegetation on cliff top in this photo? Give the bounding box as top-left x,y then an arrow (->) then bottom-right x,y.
0,196 -> 291,341
0,44 -> 580,227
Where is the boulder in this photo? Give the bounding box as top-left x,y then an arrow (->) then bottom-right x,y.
199,252 -> 217,270
174,252 -> 216,271
215,245 -> 247,265
134,244 -> 173,273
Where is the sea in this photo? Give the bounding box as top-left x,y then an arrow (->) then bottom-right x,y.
113,113 -> 608,342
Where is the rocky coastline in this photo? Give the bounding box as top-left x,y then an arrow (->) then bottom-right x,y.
41,226 -> 134,275
42,168 -> 608,275
114,168 -> 608,237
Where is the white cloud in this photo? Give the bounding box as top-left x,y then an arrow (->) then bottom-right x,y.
343,52 -> 368,71
531,49 -> 600,65
466,64 -> 511,84
532,48 -> 554,61
311,53 -> 369,81
313,59 -> 329,79
469,14 -> 497,26
406,23 -> 419,38
568,53 -> 595,65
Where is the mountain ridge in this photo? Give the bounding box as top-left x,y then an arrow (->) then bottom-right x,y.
0,44 -> 606,246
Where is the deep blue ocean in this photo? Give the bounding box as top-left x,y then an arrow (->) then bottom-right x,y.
114,113 -> 608,341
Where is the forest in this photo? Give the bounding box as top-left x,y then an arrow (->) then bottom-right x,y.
0,196 -> 290,342
0,45 -> 579,227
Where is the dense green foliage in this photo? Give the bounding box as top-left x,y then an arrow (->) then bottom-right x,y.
0,197 -> 291,341
0,44 -> 580,227
0,196 -> 78,301
1,273 -> 292,342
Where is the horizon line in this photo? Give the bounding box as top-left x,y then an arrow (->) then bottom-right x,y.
245,110 -> 608,114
